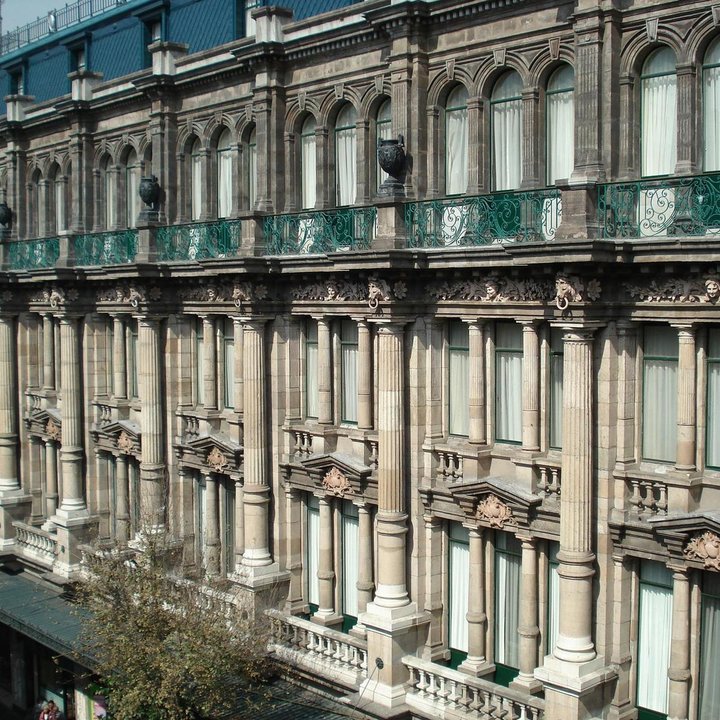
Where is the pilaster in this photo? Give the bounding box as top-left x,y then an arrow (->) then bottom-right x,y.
466,320 -> 486,445
667,567 -> 690,720
674,325 -> 696,472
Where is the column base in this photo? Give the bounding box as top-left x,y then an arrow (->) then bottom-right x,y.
510,671 -> 543,695
231,561 -> 289,590
311,610 -> 343,629
51,511 -> 95,580
457,657 -> 494,678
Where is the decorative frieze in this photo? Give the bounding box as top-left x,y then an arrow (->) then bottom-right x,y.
684,531 -> 720,571
429,274 -> 553,302
628,275 -> 720,303
291,276 -> 406,307
476,494 -> 516,528
554,274 -> 602,310
96,284 -> 162,307
322,467 -> 354,497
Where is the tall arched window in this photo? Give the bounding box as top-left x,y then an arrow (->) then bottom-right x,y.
641,47 -> 677,177
300,117 -> 316,210
49,163 -> 67,234
247,128 -> 257,210
125,149 -> 140,229
376,99 -> 392,190
546,64 -> 575,185
445,86 -> 468,196
703,38 -> 720,172
30,170 -> 42,238
491,71 -> 523,191
101,156 -> 116,230
190,138 -> 203,221
335,104 -> 357,206
217,129 -> 233,218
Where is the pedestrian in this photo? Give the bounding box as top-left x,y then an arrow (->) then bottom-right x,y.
38,699 -> 60,720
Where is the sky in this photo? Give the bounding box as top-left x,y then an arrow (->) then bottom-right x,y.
3,0 -> 61,33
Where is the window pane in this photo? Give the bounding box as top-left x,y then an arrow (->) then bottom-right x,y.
448,522 -> 469,654
223,318 -> 234,409
641,48 -> 677,177
495,532 -> 521,669
492,72 -> 523,191
642,326 -> 677,462
196,475 -> 207,567
342,501 -> 359,622
196,321 -> 205,406
377,99 -> 392,190
700,573 -> 720,719
704,39 -> 720,172
496,323 -> 523,443
248,130 -> 257,210
306,495 -> 320,607
191,139 -> 203,221
336,105 -> 357,206
546,65 -> 574,185
301,117 -> 317,210
708,330 -> 720,467
217,129 -> 233,218
306,320 -> 318,418
341,319 -> 358,424
446,86 -> 469,196
54,176 -> 66,233
547,542 -> 560,654
104,160 -> 116,230
549,329 -> 564,449
224,482 -> 235,574
449,321 -> 469,436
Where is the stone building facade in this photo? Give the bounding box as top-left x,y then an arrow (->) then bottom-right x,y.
0,0 -> 718,718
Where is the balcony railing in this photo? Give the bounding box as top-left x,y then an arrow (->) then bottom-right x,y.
157,219 -> 242,261
13,521 -> 58,568
74,230 -> 138,266
264,207 -> 377,255
6,238 -> 60,270
406,189 -> 562,248
599,173 -> 720,239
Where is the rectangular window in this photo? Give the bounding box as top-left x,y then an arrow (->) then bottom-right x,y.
306,320 -> 319,419
128,322 -> 139,399
248,135 -> 257,210
642,326 -> 678,462
495,323 -> 523,443
637,561 -> 673,715
448,522 -> 469,667
494,532 -> 521,686
306,495 -> 320,611
700,572 -> 720,719
546,541 -> 560,654
448,321 -> 469,437
341,501 -> 359,633
707,330 -> 720,468
549,329 -> 564,449
341,320 -> 358,424
54,178 -> 66,234
223,318 -> 235,409
195,320 -> 205,406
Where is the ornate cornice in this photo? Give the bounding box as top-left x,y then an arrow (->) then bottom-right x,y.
96,284 -> 162,308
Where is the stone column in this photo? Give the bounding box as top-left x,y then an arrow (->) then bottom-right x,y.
356,502 -> 374,618
522,322 -> 540,451
314,495 -> 336,622
521,89 -> 539,188
675,64 -> 697,176
202,316 -> 217,411
467,321 -> 486,445
44,441 -> 58,522
0,316 -> 19,494
112,315 -> 127,400
459,527 -> 489,675
115,454 -> 130,543
466,97 -> 482,195
42,314 -> 55,391
317,317 -> 333,424
667,568 -> 691,720
233,319 -> 244,416
137,316 -> 165,533
357,319 -> 373,430
204,473 -> 221,577
675,325 -> 696,471
512,535 -> 541,692
240,318 -> 272,572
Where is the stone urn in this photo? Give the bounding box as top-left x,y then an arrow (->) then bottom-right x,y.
377,134 -> 406,197
0,202 -> 12,229
139,175 -> 161,210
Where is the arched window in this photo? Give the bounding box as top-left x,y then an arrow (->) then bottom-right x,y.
247,128 -> 257,210
125,149 -> 140,229
190,138 -> 203,221
101,157 -> 116,230
376,99 -> 392,190
445,86 -> 468,196
546,64 -> 575,185
335,104 -> 357,206
217,129 -> 233,218
491,71 -> 523,191
703,38 -> 720,172
30,170 -> 42,238
300,117 -> 316,210
641,47 -> 677,177
49,163 -> 67,234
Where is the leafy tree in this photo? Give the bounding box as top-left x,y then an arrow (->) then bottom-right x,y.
77,538 -> 273,720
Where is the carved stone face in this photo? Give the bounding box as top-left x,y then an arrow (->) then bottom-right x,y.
706,278 -> 720,300
484,280 -> 499,300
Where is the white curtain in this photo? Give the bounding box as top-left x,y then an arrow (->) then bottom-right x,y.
342,502 -> 359,619
217,129 -> 233,218
448,321 -> 469,436
700,573 -> 720,719
104,160 -> 116,230
448,523 -> 469,653
341,319 -> 358,423
445,85 -> 469,196
301,117 -> 317,210
546,64 -> 575,185
492,72 -> 523,191
495,323 -> 523,443
708,330 -> 720,467
126,150 -> 139,229
547,543 -> 560,655
196,321 -> 205,406
495,533 -> 521,668
336,104 -> 357,206
306,495 -> 320,607
642,48 -> 677,177
196,476 -> 207,567
54,176 -> 66,233
637,561 -> 673,714
704,39 -> 720,172
191,139 -> 203,221
377,99 -> 392,189
642,326 -> 677,462
306,321 -> 319,418
248,129 -> 257,210
223,318 -> 234,409
549,329 -> 563,449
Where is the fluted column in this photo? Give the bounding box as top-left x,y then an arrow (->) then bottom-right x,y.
554,328 -> 596,663
513,535 -> 541,691
675,64 -> 697,175
42,314 -> 55,391
241,318 -> 271,568
675,325 -> 696,471
112,315 -> 127,400
202,316 -> 217,411
357,320 -> 373,430
374,322 -> 409,608
233,319 -> 244,415
459,527 -> 488,674
234,479 -> 244,571
137,317 -> 165,532
667,568 -> 691,720
356,503 -> 374,617
204,474 -> 221,577
58,315 -> 85,513
0,316 -> 19,494
467,321 -> 486,445
316,495 -> 335,618
44,441 -> 58,520
317,317 -> 333,424
115,455 -> 130,543
521,322 -> 540,451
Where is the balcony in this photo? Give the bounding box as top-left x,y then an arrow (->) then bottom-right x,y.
157,219 -> 242,261
74,229 -> 138,266
13,521 -> 58,570
6,237 -> 60,270
405,188 -> 562,248
599,173 -> 720,239
264,207 -> 377,255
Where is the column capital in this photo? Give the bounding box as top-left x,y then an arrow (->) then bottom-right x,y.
238,315 -> 271,330
671,323 -> 696,337
371,319 -> 407,335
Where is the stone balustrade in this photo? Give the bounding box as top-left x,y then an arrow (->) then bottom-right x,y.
537,461 -> 561,501
627,476 -> 668,516
13,521 -> 58,568
436,447 -> 465,482
404,656 -> 545,720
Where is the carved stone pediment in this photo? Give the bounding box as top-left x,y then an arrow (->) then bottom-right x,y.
301,452 -> 371,497
102,421 -> 142,456
182,433 -> 242,473
650,511 -> 720,569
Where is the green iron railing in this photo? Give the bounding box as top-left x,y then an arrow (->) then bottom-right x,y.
599,173 -> 720,239
264,207 -> 377,255
74,230 -> 138,266
6,238 -> 60,270
405,189 -> 562,248
156,219 -> 242,261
